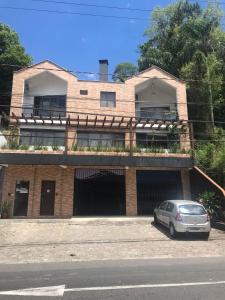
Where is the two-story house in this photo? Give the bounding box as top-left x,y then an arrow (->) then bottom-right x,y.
0,60 -> 194,218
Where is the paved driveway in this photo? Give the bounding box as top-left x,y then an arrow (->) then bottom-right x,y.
0,217 -> 225,264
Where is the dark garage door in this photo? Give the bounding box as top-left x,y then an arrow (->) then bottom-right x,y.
74,169 -> 125,216
137,170 -> 183,215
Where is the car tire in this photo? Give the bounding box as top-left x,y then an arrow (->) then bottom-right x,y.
169,223 -> 177,238
202,232 -> 210,240
154,213 -> 158,225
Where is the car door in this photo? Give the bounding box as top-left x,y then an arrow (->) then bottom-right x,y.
164,202 -> 174,226
157,201 -> 168,223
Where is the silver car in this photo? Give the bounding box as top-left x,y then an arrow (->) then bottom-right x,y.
154,200 -> 211,239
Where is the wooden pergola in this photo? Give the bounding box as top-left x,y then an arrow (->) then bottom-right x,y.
10,112 -> 188,131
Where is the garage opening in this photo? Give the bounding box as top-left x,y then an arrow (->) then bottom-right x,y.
137,170 -> 183,215
74,169 -> 125,216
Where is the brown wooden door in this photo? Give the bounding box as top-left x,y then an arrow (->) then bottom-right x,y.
40,181 -> 55,216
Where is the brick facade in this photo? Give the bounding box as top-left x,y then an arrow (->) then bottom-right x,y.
1,60 -> 192,218
125,168 -> 137,216
181,168 -> 191,199
2,165 -> 191,218
10,61 -> 191,152
3,165 -> 74,218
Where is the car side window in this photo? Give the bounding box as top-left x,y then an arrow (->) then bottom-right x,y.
166,202 -> 174,212
159,202 -> 167,211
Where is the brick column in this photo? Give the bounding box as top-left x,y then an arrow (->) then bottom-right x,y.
181,169 -> 191,199
61,167 -> 74,218
67,128 -> 77,151
125,168 -> 137,216
180,130 -> 191,152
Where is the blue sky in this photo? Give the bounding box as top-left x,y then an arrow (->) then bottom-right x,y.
0,0 -> 204,80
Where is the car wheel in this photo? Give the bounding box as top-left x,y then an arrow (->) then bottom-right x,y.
202,232 -> 210,240
154,213 -> 158,225
169,223 -> 177,238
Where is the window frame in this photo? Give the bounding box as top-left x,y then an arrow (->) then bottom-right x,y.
20,129 -> 65,147
100,91 -> 116,108
77,131 -> 124,148
166,202 -> 174,212
80,90 -> 88,96
33,95 -> 66,117
159,201 -> 168,211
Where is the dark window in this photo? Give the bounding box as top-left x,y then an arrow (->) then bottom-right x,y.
159,202 -> 167,210
20,129 -> 65,146
13,181 -> 29,216
100,92 -> 116,107
136,133 -> 179,150
140,106 -> 176,120
166,202 -> 174,212
80,90 -> 88,95
179,205 -> 206,215
34,95 -> 66,117
77,132 -> 124,148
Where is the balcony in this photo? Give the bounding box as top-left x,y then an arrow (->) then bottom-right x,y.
136,107 -> 177,121
0,113 -> 193,168
22,95 -> 66,118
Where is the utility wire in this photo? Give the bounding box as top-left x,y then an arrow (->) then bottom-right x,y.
2,104 -> 225,124
0,6 -> 149,21
30,0 -> 153,13
1,93 -> 225,107
1,63 -> 225,84
1,4 -> 225,22
0,104 -> 222,121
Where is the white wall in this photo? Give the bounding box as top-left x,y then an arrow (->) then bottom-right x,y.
0,131 -> 7,147
135,81 -> 177,117
23,71 -> 67,116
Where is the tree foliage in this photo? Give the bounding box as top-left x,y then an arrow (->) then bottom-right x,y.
138,0 -> 225,135
0,23 -> 32,115
113,1 -> 225,186
137,0 -> 225,186
112,62 -> 138,82
195,128 -> 225,187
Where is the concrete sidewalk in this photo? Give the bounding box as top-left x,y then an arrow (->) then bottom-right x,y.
0,217 -> 225,264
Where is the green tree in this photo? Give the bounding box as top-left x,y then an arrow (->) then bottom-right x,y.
138,0 -> 225,135
112,62 -> 138,82
0,23 -> 32,116
194,128 -> 225,187
137,0 -> 225,186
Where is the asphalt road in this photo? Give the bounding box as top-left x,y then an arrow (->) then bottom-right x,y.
0,257 -> 225,299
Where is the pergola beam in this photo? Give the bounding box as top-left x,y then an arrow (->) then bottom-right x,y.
8,113 -> 185,131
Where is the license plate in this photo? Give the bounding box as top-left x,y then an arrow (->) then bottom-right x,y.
188,227 -> 200,231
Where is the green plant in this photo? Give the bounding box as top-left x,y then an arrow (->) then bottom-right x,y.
34,145 -> 42,151
34,145 -> 48,151
52,145 -> 59,151
0,201 -> 12,219
72,144 -> 78,151
198,191 -> 222,219
8,141 -> 19,150
19,144 -> 29,150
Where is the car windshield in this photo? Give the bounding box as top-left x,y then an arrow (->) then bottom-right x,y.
179,204 -> 206,215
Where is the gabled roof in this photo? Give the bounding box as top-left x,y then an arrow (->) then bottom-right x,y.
126,65 -> 185,84
14,60 -> 77,78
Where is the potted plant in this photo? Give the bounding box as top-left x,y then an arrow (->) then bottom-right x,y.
0,201 -> 12,219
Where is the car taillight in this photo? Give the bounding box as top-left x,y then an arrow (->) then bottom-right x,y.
175,212 -> 182,221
